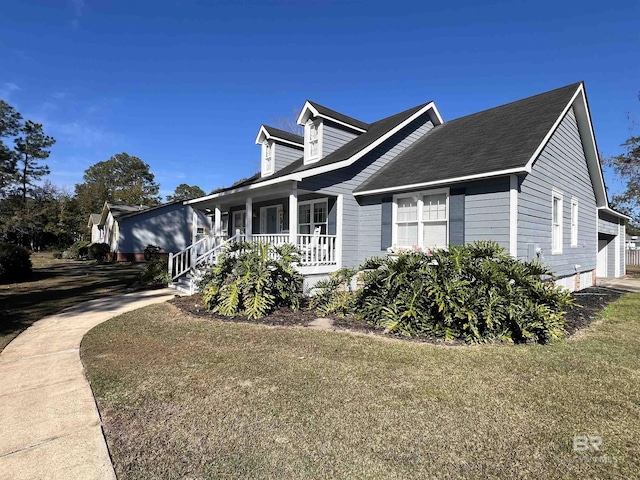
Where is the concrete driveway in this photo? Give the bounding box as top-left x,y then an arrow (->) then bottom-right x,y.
0,288 -> 177,480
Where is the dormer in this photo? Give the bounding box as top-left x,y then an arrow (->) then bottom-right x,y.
255,125 -> 304,177
297,100 -> 369,164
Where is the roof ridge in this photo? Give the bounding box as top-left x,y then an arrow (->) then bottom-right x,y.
306,100 -> 370,130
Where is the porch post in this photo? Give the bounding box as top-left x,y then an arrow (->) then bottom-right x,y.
214,205 -> 222,237
192,209 -> 198,245
336,194 -> 343,269
245,197 -> 252,240
289,184 -> 297,245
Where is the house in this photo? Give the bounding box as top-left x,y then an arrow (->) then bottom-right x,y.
87,213 -> 103,243
97,200 -> 212,262
172,82 -> 627,292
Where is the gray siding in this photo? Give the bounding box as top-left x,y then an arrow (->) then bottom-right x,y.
299,116 -> 435,267
517,107 -> 597,277
322,121 -> 360,157
599,211 -> 626,277
274,143 -> 302,172
118,204 -> 211,254
607,238 -> 616,278
598,213 -> 619,235
464,178 -> 510,249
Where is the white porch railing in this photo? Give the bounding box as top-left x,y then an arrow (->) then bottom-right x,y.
168,234 -> 229,281
169,231 -> 338,290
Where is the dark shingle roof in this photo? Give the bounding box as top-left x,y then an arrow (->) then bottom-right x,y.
308,100 -> 370,131
355,82 -> 582,193
210,101 -> 433,195
262,125 -> 303,145
106,201 -> 150,220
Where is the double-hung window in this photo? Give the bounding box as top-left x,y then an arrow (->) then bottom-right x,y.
394,190 -> 448,249
262,141 -> 274,176
570,198 -> 578,247
305,120 -> 322,163
298,199 -> 328,235
552,191 -> 563,254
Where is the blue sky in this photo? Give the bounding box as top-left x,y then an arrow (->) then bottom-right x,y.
1,0 -> 638,200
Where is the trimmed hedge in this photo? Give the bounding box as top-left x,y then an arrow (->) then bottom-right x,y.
0,243 -> 32,283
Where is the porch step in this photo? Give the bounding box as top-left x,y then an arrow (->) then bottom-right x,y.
169,276 -> 195,295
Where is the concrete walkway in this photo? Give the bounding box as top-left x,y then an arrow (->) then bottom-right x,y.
0,288 -> 177,480
598,277 -> 640,293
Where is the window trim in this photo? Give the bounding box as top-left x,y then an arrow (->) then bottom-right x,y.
570,197 -> 578,247
261,140 -> 275,177
552,189 -> 563,254
259,204 -> 284,234
297,198 -> 328,234
392,188 -> 450,249
304,119 -> 323,164
232,210 -> 246,235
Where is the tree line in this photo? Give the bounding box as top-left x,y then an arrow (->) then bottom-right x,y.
0,100 -> 205,250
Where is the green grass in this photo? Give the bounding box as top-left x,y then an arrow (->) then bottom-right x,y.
626,264 -> 640,279
0,252 -> 143,351
82,296 -> 640,479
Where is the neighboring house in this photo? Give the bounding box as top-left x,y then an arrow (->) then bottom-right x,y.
87,213 -> 104,243
172,82 -> 627,292
97,201 -> 212,262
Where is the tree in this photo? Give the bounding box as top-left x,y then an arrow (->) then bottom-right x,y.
606,91 -> 640,227
0,100 -> 22,197
166,183 -> 205,202
14,120 -> 55,206
75,152 -> 161,215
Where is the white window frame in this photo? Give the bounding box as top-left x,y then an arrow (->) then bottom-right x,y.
298,198 -> 328,234
392,188 -> 449,250
304,119 -> 323,164
232,210 -> 246,234
552,190 -> 563,254
570,198 -> 578,247
259,204 -> 284,234
261,140 -> 274,176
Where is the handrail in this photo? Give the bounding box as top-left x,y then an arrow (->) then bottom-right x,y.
168,234 -> 230,281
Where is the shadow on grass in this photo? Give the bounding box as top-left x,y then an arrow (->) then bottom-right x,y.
0,257 -> 147,351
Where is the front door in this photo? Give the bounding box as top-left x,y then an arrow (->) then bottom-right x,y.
597,239 -> 608,277
266,207 -> 278,234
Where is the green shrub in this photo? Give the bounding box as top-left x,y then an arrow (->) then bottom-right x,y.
63,240 -> 91,260
198,241 -> 303,319
139,256 -> 170,286
0,243 -> 32,283
357,242 -> 572,344
88,243 -> 110,262
144,244 -> 162,261
309,268 -> 358,317
52,251 -> 62,259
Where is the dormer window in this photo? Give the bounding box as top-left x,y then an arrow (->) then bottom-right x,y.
262,140 -> 274,176
304,119 -> 323,164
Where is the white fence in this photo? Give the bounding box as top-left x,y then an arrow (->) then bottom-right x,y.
626,248 -> 640,266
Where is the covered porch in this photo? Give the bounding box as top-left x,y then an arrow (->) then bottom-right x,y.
182,181 -> 343,276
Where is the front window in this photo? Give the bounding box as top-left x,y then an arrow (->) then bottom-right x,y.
395,190 -> 448,249
232,210 -> 246,235
298,199 -> 328,235
552,192 -> 563,254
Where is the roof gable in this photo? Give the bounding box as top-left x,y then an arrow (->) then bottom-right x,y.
296,100 -> 369,132
254,125 -> 304,147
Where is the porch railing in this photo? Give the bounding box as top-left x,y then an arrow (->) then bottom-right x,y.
168,234 -> 229,281
169,232 -> 338,283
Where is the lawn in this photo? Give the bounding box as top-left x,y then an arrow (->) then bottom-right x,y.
0,252 -> 143,351
82,294 -> 640,479
626,264 -> 640,279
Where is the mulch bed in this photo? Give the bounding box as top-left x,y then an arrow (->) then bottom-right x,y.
564,286 -> 625,335
169,286 -> 627,343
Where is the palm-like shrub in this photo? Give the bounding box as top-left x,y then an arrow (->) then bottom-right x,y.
198,241 -> 303,319
357,242 -> 573,344
309,268 -> 358,316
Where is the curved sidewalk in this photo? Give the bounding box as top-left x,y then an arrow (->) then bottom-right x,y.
0,288 -> 177,480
